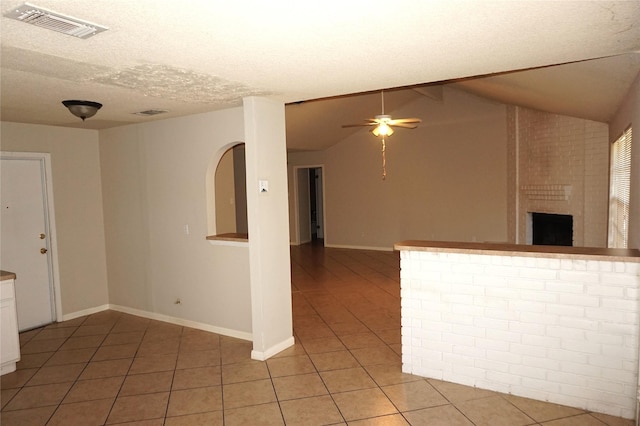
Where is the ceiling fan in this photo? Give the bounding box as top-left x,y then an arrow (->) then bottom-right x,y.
342,91 -> 421,179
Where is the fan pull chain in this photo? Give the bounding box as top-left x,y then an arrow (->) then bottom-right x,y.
381,137 -> 387,180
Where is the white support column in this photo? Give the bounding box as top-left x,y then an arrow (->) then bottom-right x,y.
243,97 -> 294,360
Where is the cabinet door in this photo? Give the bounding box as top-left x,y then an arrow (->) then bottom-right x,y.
1,295 -> 21,368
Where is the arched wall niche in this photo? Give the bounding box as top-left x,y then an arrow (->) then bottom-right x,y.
206,142 -> 248,239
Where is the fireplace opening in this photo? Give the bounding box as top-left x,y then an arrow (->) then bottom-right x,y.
531,212 -> 573,246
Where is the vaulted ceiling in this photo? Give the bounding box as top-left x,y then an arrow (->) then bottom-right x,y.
1,1 -> 639,150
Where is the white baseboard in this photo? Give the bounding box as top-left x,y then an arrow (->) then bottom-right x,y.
62,304 -> 110,321
251,336 -> 295,361
324,243 -> 394,252
62,304 -> 252,342
109,305 -> 253,341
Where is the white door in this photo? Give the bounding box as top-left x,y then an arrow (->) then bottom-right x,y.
1,156 -> 56,331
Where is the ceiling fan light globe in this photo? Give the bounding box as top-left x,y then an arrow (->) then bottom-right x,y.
374,123 -> 393,137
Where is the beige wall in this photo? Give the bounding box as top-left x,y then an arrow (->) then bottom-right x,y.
0,122 -> 109,315
100,108 -> 253,335
289,87 -> 509,249
610,72 -> 640,250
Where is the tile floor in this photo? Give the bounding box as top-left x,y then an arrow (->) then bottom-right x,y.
0,243 -> 635,425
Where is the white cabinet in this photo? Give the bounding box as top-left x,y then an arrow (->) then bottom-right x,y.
1,272 -> 20,375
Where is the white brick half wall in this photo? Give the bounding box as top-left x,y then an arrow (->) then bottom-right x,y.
399,247 -> 640,419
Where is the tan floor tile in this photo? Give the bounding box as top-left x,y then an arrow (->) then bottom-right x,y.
340,332 -> 386,349
106,392 -> 169,424
45,317 -> 86,328
44,347 -> 96,366
0,405 -> 57,426
541,413 -> 614,425
26,363 -> 86,386
167,386 -> 223,416
375,329 -> 402,345
180,333 -> 220,352
456,395 -> 535,426
111,318 -> 151,333
272,372 -> 328,400
351,346 -> 400,366
266,354 -> 315,377
320,367 -> 377,393
300,336 -> 346,354
224,402 -> 284,426
47,397 -> 113,425
3,382 -> 73,410
16,352 -> 54,370
79,358 -> 133,380
129,354 -> 177,374
270,343 -> 307,358
504,394 -> 585,423
176,349 -> 221,369
114,420 -> 165,426
59,335 -> 105,350
428,379 -> 498,404
19,329 -> 41,346
364,364 -> 421,387
348,414 -> 410,425
382,380 -> 448,411
102,331 -> 145,346
93,343 -> 139,361
309,350 -> 360,371
1,368 -> 38,389
32,327 -> 77,341
222,360 -> 270,384
220,338 -> 252,365
280,395 -> 343,426
172,366 -> 221,389
332,388 -> 398,421
1,388 -> 19,409
20,338 -> 67,354
403,404 -> 473,425
137,339 -> 180,357
590,412 -> 635,426
164,410 -> 224,426
223,379 -> 276,409
73,324 -> 113,337
63,376 -> 125,403
120,371 -> 173,396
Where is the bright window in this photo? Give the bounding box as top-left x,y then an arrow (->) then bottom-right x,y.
608,127 -> 632,248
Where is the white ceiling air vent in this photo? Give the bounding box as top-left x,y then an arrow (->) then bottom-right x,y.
4,2 -> 108,39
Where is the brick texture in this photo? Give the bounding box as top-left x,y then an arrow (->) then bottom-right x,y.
400,250 -> 640,419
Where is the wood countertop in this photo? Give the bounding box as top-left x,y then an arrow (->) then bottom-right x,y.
0,270 -> 16,281
206,233 -> 248,242
394,240 -> 640,262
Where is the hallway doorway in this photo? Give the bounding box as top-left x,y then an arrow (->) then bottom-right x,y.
293,165 -> 325,245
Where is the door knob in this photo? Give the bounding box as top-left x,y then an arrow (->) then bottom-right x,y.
40,248 -> 47,254
39,233 -> 46,239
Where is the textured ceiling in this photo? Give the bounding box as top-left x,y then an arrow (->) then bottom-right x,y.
1,1 -> 639,150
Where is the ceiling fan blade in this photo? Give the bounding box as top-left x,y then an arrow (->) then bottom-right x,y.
391,123 -> 419,129
388,118 -> 422,125
342,121 -> 378,128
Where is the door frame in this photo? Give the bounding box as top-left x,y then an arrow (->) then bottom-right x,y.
292,164 -> 326,245
1,151 -> 63,323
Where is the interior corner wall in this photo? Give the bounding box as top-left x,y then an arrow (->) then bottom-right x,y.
610,72 -> 640,250
288,87 -> 509,250
0,122 -> 109,315
99,107 -> 253,335
514,108 -> 609,247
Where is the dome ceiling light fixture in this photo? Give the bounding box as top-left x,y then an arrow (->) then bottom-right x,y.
62,100 -> 102,121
